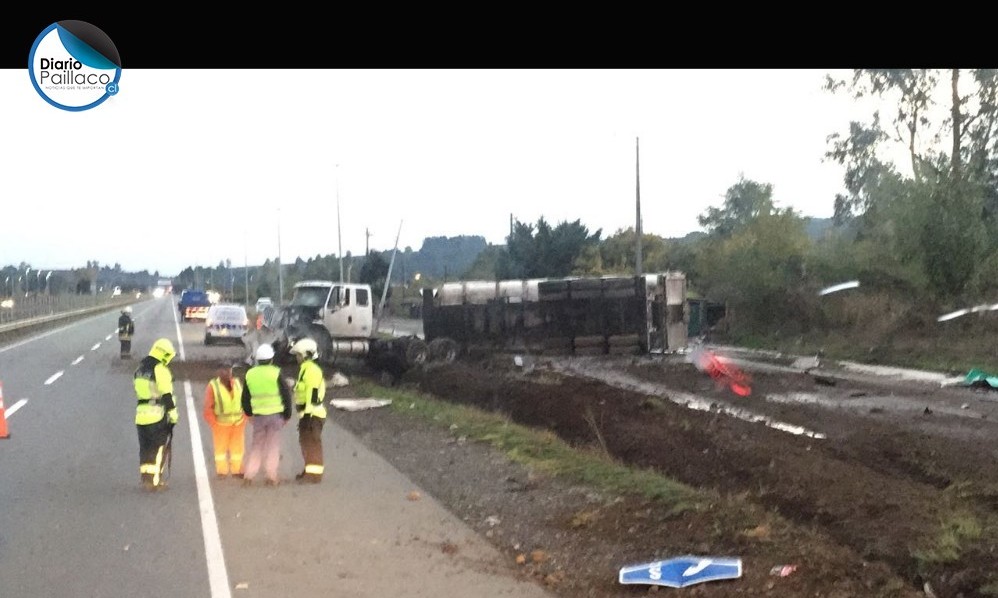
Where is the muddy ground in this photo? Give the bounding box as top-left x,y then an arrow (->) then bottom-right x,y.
329,351 -> 998,598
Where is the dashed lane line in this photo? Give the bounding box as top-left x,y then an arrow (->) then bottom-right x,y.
5,398 -> 27,417
91,343 -> 100,351
44,371 -> 64,385
71,355 -> 84,365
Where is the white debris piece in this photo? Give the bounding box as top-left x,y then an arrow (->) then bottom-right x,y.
330,398 -> 392,411
818,280 -> 860,296
329,372 -> 350,387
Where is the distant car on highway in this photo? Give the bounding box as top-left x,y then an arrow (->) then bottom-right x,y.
255,297 -> 273,312
204,303 -> 249,346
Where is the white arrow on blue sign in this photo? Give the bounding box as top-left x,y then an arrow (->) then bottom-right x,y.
619,555 -> 742,588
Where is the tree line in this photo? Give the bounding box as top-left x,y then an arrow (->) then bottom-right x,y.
10,70 -> 993,344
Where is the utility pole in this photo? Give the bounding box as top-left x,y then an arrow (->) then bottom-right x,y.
243,229 -> 249,304
336,163 -> 344,283
365,227 -> 372,256
277,207 -> 284,303
375,220 -> 402,332
635,136 -> 643,276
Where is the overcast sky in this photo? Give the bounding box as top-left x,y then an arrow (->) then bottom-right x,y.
1,69 -> 893,276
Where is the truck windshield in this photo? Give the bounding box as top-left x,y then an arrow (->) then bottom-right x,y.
291,287 -> 330,307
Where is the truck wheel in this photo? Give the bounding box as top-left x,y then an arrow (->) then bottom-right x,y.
403,338 -> 429,368
309,326 -> 334,365
428,338 -> 459,363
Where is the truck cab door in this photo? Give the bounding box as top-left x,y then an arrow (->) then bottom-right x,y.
323,286 -> 371,339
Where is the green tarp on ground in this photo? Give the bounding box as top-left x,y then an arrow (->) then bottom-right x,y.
963,368 -> 998,388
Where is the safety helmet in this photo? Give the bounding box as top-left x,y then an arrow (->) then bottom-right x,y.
123,306 -> 132,314
255,343 -> 275,362
149,338 -> 176,364
290,337 -> 319,360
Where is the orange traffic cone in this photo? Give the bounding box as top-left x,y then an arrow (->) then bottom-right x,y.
0,380 -> 9,439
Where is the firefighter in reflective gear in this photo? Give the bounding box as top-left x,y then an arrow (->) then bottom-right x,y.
133,338 -> 177,490
291,338 -> 326,484
118,306 -> 135,359
203,362 -> 246,478
240,343 -> 292,486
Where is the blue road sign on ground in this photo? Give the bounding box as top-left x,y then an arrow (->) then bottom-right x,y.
619,555 -> 742,588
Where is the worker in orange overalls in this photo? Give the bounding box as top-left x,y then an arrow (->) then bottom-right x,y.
203,362 -> 247,478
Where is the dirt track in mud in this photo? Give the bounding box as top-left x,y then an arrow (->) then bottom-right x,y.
396,353 -> 998,597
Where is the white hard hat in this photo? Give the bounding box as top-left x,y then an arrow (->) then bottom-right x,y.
123,306 -> 132,313
291,337 -> 318,359
255,343 -> 275,361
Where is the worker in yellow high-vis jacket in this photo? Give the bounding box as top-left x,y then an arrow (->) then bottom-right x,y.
203,362 -> 246,479
240,343 -> 292,486
290,338 -> 326,484
133,338 -> 178,491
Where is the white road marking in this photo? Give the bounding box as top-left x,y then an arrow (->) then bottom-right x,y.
105,334 -> 113,341
6,398 -> 27,416
184,380 -> 231,598
71,355 -> 84,365
91,343 -> 100,351
683,559 -> 711,576
44,371 -> 64,385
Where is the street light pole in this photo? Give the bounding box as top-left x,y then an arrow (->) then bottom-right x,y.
277,207 -> 284,303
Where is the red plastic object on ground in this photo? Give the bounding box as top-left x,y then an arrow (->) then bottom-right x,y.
691,347 -> 752,396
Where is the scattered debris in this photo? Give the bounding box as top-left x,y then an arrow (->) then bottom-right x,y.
923,407 -> 933,415
689,345 -> 752,396
961,368 -> 998,389
848,391 -> 867,398
328,372 -> 350,387
515,554 -> 527,565
818,280 -> 860,296
485,515 -> 501,527
330,398 -> 392,411
740,524 -> 770,540
769,564 -> 798,577
406,490 -> 421,501
531,549 -> 548,563
440,541 -> 459,555
961,403 -> 970,409
235,582 -> 249,590
869,407 -> 884,414
813,376 -> 837,386
619,556 -> 742,588
937,302 -> 998,322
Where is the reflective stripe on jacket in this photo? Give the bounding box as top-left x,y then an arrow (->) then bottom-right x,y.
244,364 -> 284,415
134,361 -> 174,425
210,377 -> 245,425
294,359 -> 326,419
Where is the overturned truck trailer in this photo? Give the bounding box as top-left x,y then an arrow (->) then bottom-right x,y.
421,272 -> 687,358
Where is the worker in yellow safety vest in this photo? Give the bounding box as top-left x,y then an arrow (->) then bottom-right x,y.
133,338 -> 178,490
240,343 -> 292,486
290,338 -> 326,484
203,362 -> 246,479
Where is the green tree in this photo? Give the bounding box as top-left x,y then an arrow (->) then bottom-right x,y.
360,251 -> 390,303
698,175 -> 786,237
497,217 -> 602,279
825,69 -> 998,298
695,177 -> 811,330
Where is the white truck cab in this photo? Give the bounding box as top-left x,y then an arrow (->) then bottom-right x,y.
290,280 -> 373,340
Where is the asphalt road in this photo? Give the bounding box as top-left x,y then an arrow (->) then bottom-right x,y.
0,296 -> 553,598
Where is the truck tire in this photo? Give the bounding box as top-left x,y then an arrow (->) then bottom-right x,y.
403,338 -> 429,368
428,338 -> 459,363
308,325 -> 334,365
